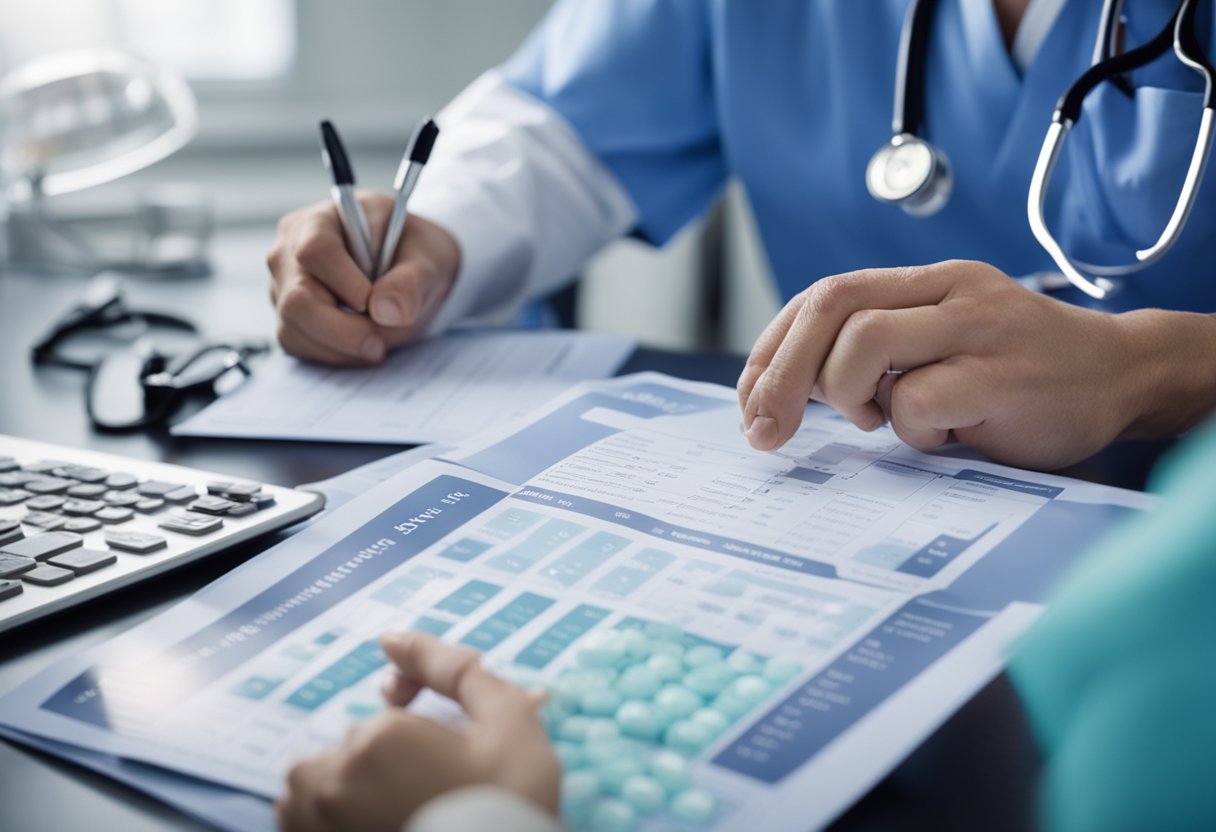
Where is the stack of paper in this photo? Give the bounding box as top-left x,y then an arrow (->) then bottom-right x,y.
0,374 -> 1155,831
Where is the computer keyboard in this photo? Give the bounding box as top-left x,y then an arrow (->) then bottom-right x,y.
0,434 -> 325,634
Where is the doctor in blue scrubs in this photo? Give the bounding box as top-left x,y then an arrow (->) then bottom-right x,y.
268,0 -> 1216,471
270,3 -> 1216,829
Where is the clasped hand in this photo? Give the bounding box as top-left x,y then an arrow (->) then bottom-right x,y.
738,260 -> 1151,470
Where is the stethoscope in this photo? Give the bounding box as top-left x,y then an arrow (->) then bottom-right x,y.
866,0 -> 1215,299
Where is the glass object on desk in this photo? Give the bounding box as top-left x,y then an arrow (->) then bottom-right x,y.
0,49 -> 196,198
0,49 -> 209,274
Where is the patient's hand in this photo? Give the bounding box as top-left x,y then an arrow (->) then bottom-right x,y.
267,194 -> 460,365
276,632 -> 559,832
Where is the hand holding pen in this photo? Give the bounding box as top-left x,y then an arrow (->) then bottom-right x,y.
266,118 -> 459,366
320,117 -> 441,282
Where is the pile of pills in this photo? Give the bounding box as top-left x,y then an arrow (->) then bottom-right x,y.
531,622 -> 804,831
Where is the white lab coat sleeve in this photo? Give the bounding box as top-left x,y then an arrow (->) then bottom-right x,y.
408,71 -> 639,336
403,785 -> 564,832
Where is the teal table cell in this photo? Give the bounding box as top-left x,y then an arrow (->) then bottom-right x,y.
487,518 -> 587,574
413,616 -> 453,636
313,631 -> 341,646
459,592 -> 555,650
479,508 -> 544,541
438,537 -> 493,562
543,532 -> 631,587
515,604 -> 611,669
371,566 -> 451,607
434,579 -> 503,616
231,675 -> 283,701
591,548 -> 675,597
284,640 -> 387,712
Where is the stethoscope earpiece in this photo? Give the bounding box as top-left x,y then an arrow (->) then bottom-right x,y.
865,133 -> 952,217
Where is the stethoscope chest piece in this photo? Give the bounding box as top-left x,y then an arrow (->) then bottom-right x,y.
866,133 -> 953,217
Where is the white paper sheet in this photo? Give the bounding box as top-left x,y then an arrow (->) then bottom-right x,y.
0,374 -> 1158,831
172,330 -> 635,445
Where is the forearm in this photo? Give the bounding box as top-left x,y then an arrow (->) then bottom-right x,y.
1117,309 -> 1216,440
410,72 -> 637,335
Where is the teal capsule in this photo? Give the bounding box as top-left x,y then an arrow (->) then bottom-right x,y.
598,755 -> 647,794
683,662 -> 737,697
670,788 -> 718,824
648,749 -> 692,792
690,707 -> 731,737
664,719 -> 712,754
621,628 -> 652,661
728,674 -> 773,705
620,774 -> 666,815
561,770 -> 601,809
711,690 -> 753,719
726,650 -> 763,675
616,665 -> 662,699
581,687 -> 625,717
584,739 -> 635,767
683,645 -> 725,669
615,701 -> 664,740
578,631 -> 629,668
649,639 -> 685,659
554,740 -> 584,770
654,685 -> 702,721
762,655 -> 804,684
586,718 -> 622,743
646,653 -> 685,682
588,798 -> 637,832
557,715 -> 593,742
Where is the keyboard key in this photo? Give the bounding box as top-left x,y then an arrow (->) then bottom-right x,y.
63,517 -> 102,534
104,472 -> 138,490
227,502 -> 257,517
222,482 -> 263,501
1,531 -> 82,561
23,511 -> 67,531
104,490 -> 142,507
22,460 -> 68,474
159,512 -> 223,536
104,530 -> 168,554
21,564 -> 74,586
26,494 -> 66,512
0,456 -> 17,473
48,548 -> 117,576
164,486 -> 198,504
189,496 -> 237,515
135,498 -> 165,514
26,477 -> 73,495
0,520 -> 22,546
0,472 -> 37,487
95,507 -> 135,524
67,482 -> 108,498
0,580 -> 22,602
53,465 -> 108,483
0,488 -> 31,505
0,553 -> 37,579
253,492 -> 277,510
206,481 -> 232,496
63,499 -> 105,516
138,480 -> 188,497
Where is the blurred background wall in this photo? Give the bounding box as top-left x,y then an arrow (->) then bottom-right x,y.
0,0 -> 780,352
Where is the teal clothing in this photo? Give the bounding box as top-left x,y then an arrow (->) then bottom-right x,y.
1009,424 -> 1216,831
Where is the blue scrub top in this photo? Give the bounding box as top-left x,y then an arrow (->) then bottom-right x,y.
502,0 -> 1216,314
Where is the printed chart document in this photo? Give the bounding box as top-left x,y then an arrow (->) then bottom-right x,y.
0,374 -> 1156,831
172,330 -> 635,445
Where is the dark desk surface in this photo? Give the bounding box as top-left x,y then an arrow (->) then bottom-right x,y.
0,229 -> 1166,831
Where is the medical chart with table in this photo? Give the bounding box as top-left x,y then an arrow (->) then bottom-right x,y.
0,373 -> 1155,831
